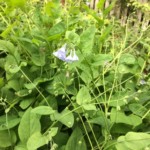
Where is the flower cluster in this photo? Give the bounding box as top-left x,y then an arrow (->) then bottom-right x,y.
53,44 -> 79,62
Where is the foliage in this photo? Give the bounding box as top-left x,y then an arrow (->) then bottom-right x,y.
0,0 -> 150,150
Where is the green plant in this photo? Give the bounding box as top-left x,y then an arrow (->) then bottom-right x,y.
0,0 -> 150,150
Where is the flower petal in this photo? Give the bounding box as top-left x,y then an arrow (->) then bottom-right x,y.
53,44 -> 67,61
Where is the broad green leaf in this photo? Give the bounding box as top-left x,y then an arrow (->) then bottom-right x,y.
31,106 -> 55,115
48,22 -> 66,38
118,64 -> 131,74
51,109 -> 74,128
65,127 -> 87,150
21,41 -> 45,66
15,89 -> 32,97
7,79 -> 21,91
0,130 -> 17,148
110,108 -> 142,127
138,57 -> 145,68
129,103 -> 148,117
0,40 -> 16,54
116,132 -> 150,150
89,111 -> 110,127
14,142 -> 27,150
119,53 -> 136,65
5,55 -> 20,73
27,128 -> 58,150
92,54 -> 113,66
79,26 -> 96,54
0,115 -> 20,130
76,86 -> 91,105
18,107 -> 41,143
65,30 -> 80,45
82,104 -> 97,111
31,51 -> 45,66
27,132 -> 48,150
108,91 -> 128,107
19,98 -> 34,109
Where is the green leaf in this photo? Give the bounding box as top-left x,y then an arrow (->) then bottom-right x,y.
103,0 -> 116,17
0,115 -> 20,130
5,55 -> 20,73
27,127 -> 58,150
89,110 -> 110,127
15,89 -> 32,97
116,132 -> 150,150
14,143 -> 27,150
92,54 -> 113,66
27,132 -> 48,150
110,108 -> 142,127
48,22 -> 66,39
108,91 -> 128,107
0,130 -> 17,148
0,78 -> 4,88
19,98 -> 33,109
82,104 -> 97,111
65,127 -> 87,150
51,109 -> 74,128
118,64 -> 131,74
65,30 -> 80,45
79,26 -> 96,54
31,106 -> 55,115
76,86 -> 91,105
97,0 -> 106,11
129,103 -> 148,117
120,53 -> 136,65
138,57 -> 145,68
0,40 -> 16,54
18,108 -> 41,143
44,1 -> 61,18
99,25 -> 113,44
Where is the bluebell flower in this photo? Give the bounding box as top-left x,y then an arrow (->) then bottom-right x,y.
139,79 -> 146,85
53,44 -> 67,61
53,45 -> 79,63
66,50 -> 79,62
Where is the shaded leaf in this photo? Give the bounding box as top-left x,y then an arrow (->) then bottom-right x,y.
0,115 -> 20,130
0,130 -> 17,148
65,127 -> 87,150
110,108 -> 142,127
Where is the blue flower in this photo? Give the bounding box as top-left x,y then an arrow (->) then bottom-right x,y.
53,45 -> 79,63
66,50 -> 79,62
53,44 -> 67,61
139,79 -> 146,85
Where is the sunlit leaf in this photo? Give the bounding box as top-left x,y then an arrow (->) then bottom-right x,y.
18,108 -> 41,143
116,132 -> 150,150
31,106 -> 55,115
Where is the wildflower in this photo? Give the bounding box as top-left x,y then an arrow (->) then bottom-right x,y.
65,50 -> 79,62
53,45 -> 79,63
139,79 -> 146,85
53,44 -> 67,61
